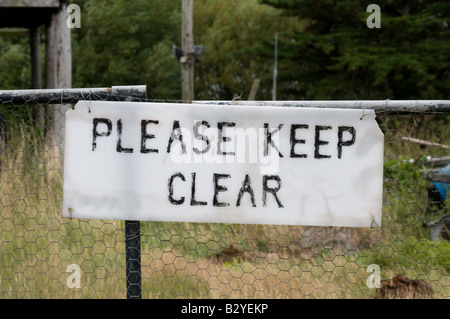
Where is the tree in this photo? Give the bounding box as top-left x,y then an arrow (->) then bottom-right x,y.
0,35 -> 30,89
193,0 -> 302,100
72,0 -> 181,99
0,0 -> 303,101
259,0 -> 450,100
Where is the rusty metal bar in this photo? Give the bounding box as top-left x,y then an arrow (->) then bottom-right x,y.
0,85 -> 147,105
125,220 -> 142,299
193,100 -> 450,114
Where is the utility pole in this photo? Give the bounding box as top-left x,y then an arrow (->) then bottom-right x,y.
272,32 -> 278,101
181,0 -> 194,101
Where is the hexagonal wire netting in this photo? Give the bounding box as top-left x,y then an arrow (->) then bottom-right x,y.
0,91 -> 449,299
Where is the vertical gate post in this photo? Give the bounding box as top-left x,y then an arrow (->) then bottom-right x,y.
125,220 -> 142,299
181,0 -> 194,100
122,86 -> 146,299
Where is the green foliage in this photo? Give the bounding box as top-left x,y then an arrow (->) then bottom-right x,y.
361,239 -> 450,275
70,0 -> 302,100
0,0 -> 448,101
383,158 -> 428,229
0,36 -> 30,89
259,0 -> 450,100
72,0 -> 181,99
384,158 -> 423,185
194,0 -> 302,100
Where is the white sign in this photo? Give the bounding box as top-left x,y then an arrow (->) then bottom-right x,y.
62,101 -> 384,227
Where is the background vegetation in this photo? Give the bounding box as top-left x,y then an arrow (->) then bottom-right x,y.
0,0 -> 448,100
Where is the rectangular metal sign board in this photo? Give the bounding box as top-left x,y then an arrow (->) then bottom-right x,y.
62,101 -> 384,227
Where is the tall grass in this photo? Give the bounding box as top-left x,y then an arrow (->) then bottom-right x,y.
0,117 -> 126,298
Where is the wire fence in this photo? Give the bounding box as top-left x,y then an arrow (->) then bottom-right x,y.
0,88 -> 449,299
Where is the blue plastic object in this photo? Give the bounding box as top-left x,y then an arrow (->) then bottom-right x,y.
433,164 -> 450,200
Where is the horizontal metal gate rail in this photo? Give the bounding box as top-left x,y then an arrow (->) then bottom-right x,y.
0,92 -> 448,114
0,85 -> 147,105
195,100 -> 450,114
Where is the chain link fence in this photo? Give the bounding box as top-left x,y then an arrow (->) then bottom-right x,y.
0,89 -> 448,299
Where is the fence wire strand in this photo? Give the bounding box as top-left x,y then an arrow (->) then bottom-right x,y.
0,92 -> 449,299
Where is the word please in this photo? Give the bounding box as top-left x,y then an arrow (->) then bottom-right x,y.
91,118 -> 357,159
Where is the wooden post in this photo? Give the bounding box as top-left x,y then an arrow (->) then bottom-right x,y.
45,0 -> 72,165
30,26 -> 44,127
181,0 -> 194,101
248,79 -> 260,101
125,220 -> 142,299
272,32 -> 278,101
45,16 -> 57,89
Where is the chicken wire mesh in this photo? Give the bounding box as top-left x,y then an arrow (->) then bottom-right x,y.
0,91 -> 449,299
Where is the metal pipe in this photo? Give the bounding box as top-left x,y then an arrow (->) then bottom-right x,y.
272,32 -> 278,101
193,100 -> 450,114
0,85 -> 147,105
125,220 -> 142,299
2,89 -> 448,114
